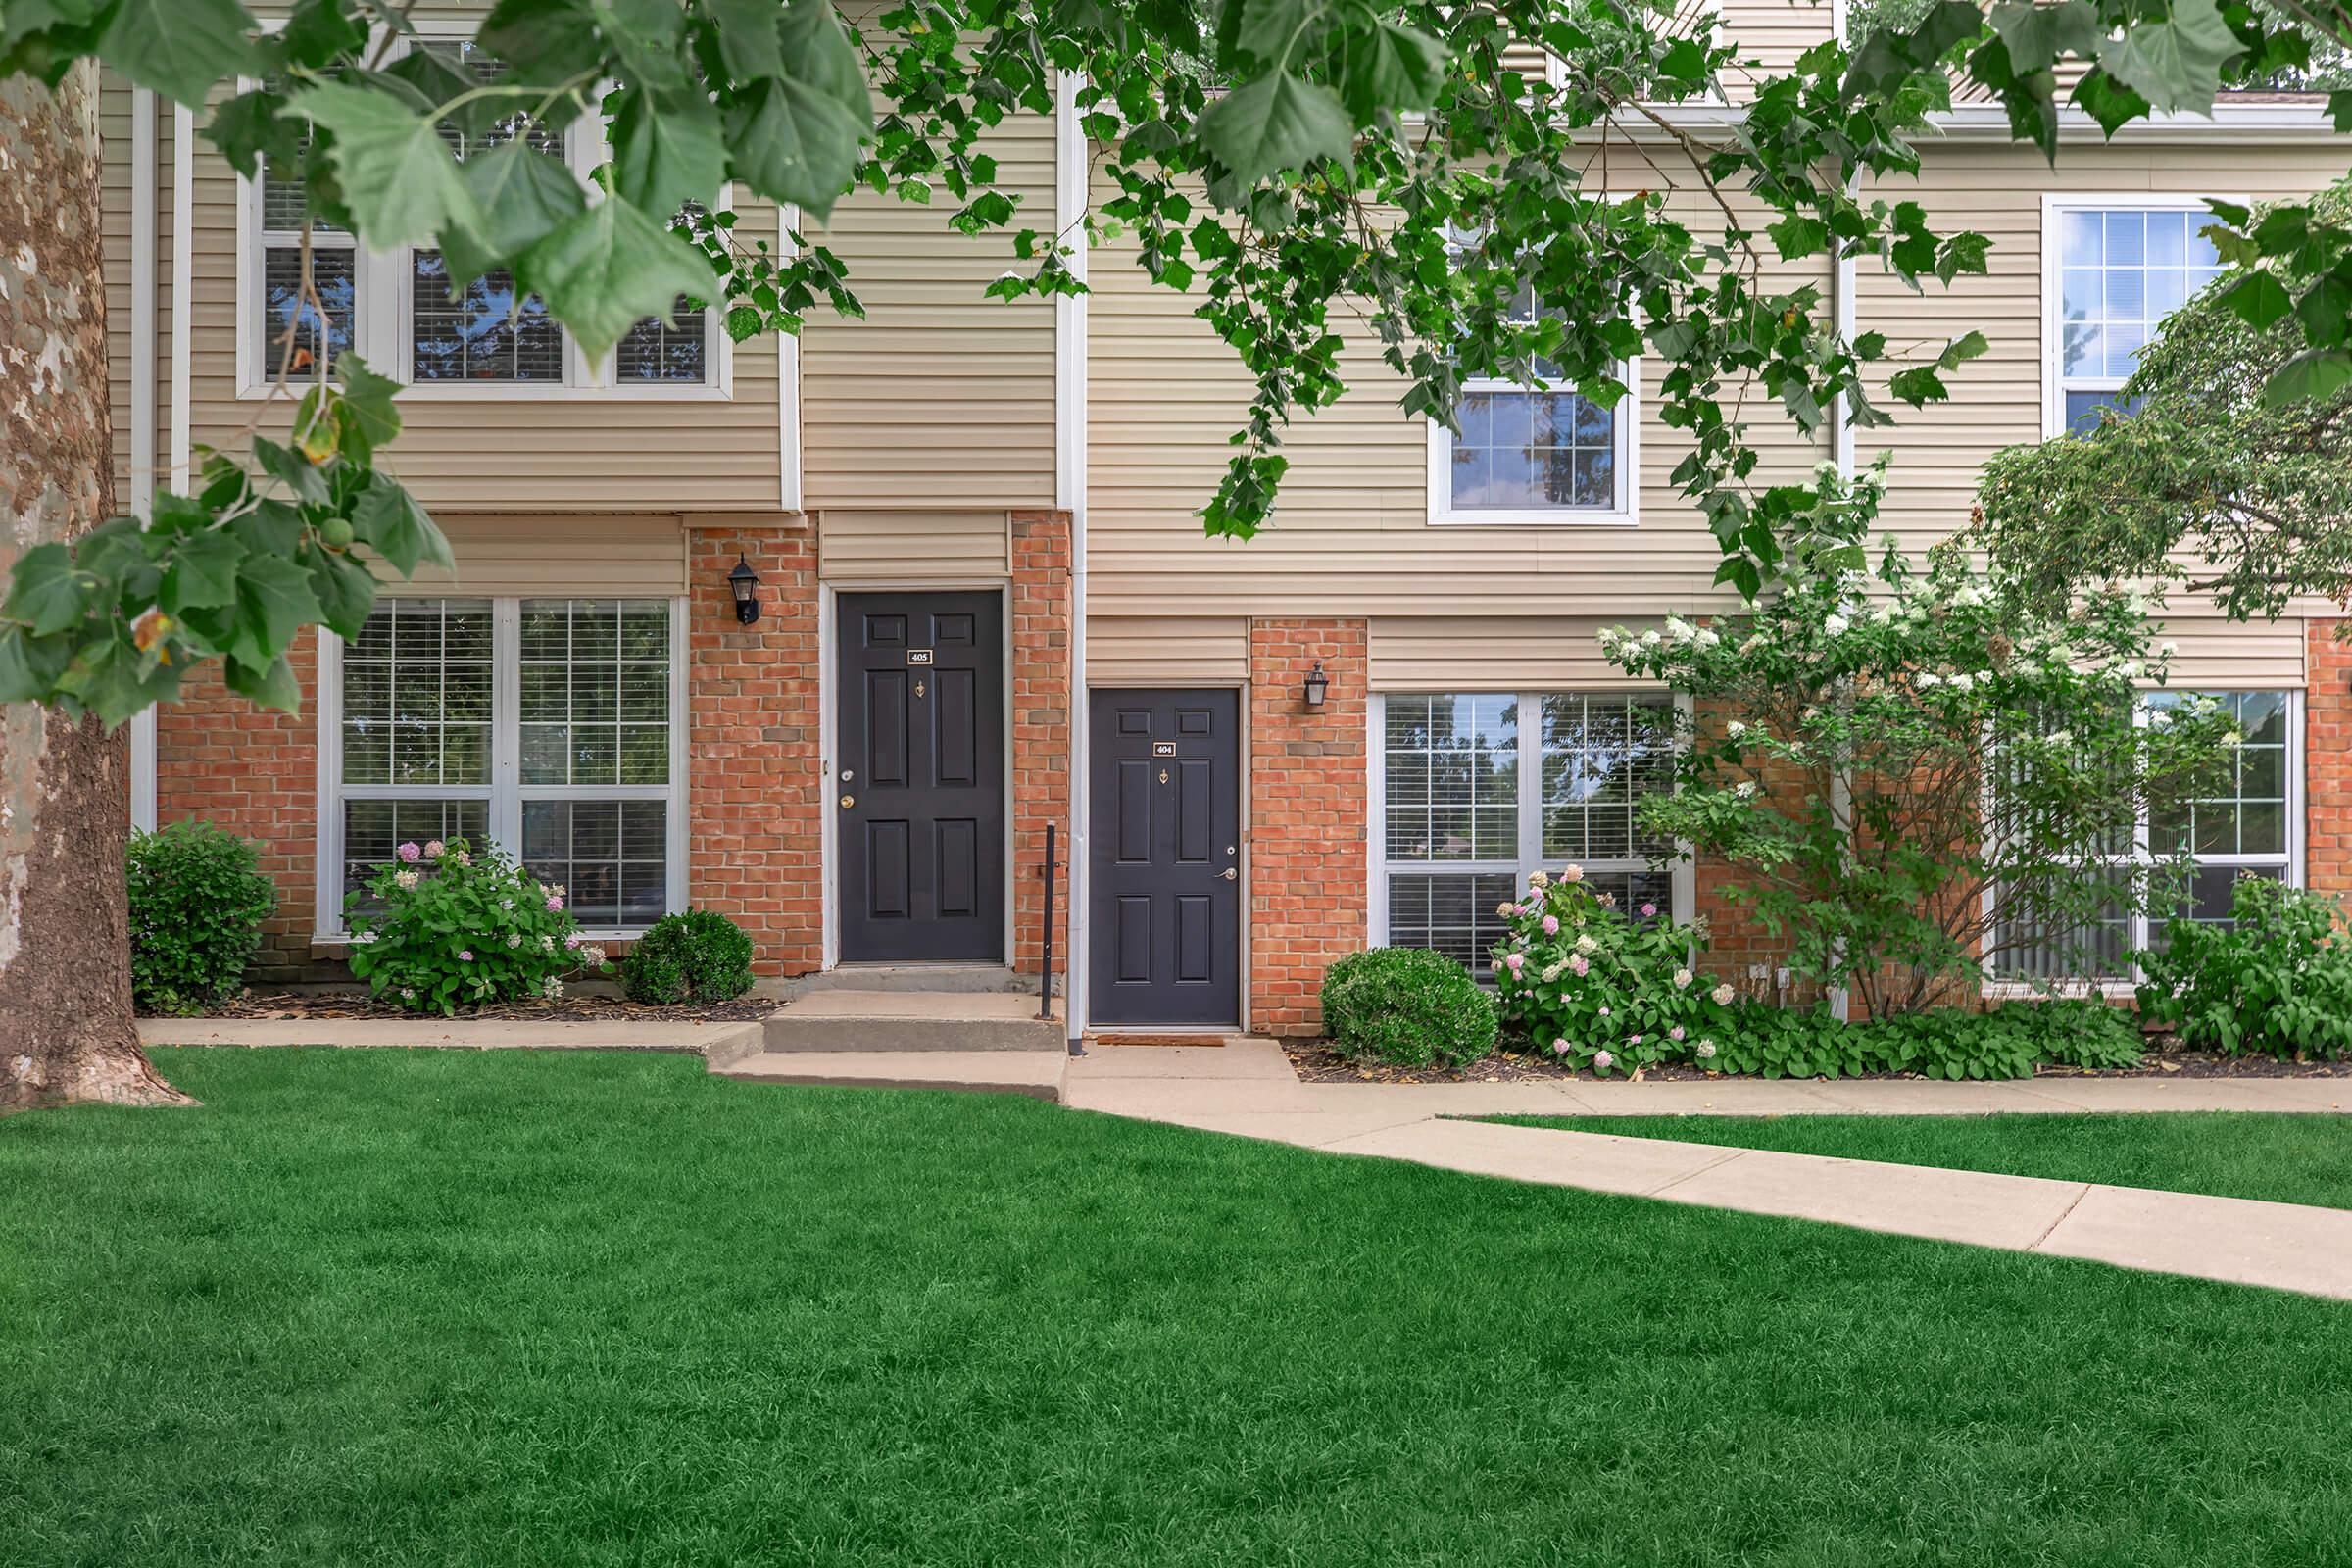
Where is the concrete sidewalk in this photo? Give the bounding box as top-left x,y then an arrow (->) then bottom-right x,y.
1064,1041 -> 2352,1300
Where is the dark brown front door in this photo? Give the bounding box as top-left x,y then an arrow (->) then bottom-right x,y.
836,592 -> 1004,963
1089,689 -> 1243,1026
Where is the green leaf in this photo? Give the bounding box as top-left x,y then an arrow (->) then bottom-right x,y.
226,552 -> 323,671
591,0 -> 686,93
222,653 -> 302,712
706,0 -> 784,79
349,475 -> 454,578
722,74 -> 869,217
2266,348 -> 2352,407
95,0 -> 257,108
333,354 -> 403,462
287,81 -> 482,251
205,87 -> 301,181
477,0 -> 605,88
1198,70 -> 1352,189
302,540 -> 381,641
0,628 -> 72,705
163,528 -> 245,613
1936,329 -> 1990,371
2069,66 -> 2151,136
2096,0 -> 2242,114
1766,214 -> 1829,260
3,543 -> 84,635
611,86 -> 725,220
73,634 -> 181,728
437,139 -> 586,287
518,196 -> 719,362
2217,270 -> 2293,329
252,435 -> 332,506
2330,90 -> 2352,134
1347,20 -> 1446,120
1985,0 -> 2101,74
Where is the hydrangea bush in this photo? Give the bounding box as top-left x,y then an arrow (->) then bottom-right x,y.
1598,462 -> 2236,1016
1490,867 -> 1732,1076
345,838 -> 610,1014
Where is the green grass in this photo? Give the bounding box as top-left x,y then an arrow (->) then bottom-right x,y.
6,1049 -> 2352,1568
1484,1112 -> 2352,1211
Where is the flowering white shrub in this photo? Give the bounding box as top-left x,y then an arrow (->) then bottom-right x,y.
1597,461 -> 2235,1015
345,838 -> 610,1014
1491,868 -> 1727,1075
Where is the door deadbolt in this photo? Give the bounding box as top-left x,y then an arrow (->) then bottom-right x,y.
840,794 -> 855,808
840,768 -> 854,781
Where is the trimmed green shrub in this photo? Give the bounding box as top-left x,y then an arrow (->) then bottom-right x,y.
1321,947 -> 1496,1069
620,908 -> 756,1004
1705,999 -> 2142,1080
2138,876 -> 2352,1059
346,836 -> 609,1013
126,820 -> 277,1015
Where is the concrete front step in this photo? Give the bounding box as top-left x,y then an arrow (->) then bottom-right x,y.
785,964 -> 1040,997
761,990 -> 1065,1054
715,1051 -> 1065,1101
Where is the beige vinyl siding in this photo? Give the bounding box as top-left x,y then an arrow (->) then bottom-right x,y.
817,510 -> 1012,580
1088,617 -> 1250,685
1720,0 -> 1836,81
1085,172 -> 1832,621
1856,142 -> 2349,617
1369,618 -> 1661,690
799,110 -> 1056,510
2154,619 -> 2308,689
179,84 -> 786,513
101,72 -> 137,504
390,514 -> 691,596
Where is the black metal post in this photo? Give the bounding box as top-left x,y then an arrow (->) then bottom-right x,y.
1038,823 -> 1056,1023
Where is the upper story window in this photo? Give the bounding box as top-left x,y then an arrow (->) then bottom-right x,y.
1427,285 -> 1640,526
2046,199 -> 2225,435
242,38 -> 721,398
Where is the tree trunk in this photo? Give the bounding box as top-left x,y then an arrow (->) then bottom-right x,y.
1,65 -> 188,1110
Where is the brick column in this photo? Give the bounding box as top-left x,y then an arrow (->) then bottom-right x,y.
689,525 -> 823,976
155,639 -> 324,983
1009,510 -> 1072,984
1249,617 -> 1368,1036
2308,619 -> 2352,900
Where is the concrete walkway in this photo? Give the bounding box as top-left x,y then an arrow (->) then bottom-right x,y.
1064,1042 -> 2352,1300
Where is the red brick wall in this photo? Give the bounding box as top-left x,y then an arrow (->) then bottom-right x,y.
155,639 -> 323,982
2309,619 -> 2352,900
1009,510 -> 1072,984
1249,618 -> 1368,1036
687,525 -> 822,976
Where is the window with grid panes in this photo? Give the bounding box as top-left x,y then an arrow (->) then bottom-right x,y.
326,596 -> 682,932
1436,280 -> 1630,519
1376,692 -> 1679,973
2053,206 -> 2225,434
253,82 -> 356,377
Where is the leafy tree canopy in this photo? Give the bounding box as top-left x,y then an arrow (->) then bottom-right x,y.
1977,181 -> 2352,622
3,0 -> 2350,726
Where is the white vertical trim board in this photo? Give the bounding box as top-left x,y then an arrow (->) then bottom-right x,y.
779,203 -> 804,512
170,100 -> 192,491
129,86 -> 160,832
1056,68 -> 1093,1041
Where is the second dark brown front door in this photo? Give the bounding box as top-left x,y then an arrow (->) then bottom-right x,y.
836,591 -> 1004,962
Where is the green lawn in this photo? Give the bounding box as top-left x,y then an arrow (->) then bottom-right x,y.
6,1051 -> 2352,1568
1484,1111 -> 2352,1211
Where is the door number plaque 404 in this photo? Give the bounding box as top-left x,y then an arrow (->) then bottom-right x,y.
1152,742 -> 1176,757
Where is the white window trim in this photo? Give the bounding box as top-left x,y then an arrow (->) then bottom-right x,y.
312,599 -> 693,943
235,22 -> 732,402
1982,687 -> 2304,998
2038,191 -> 2242,440
1425,357 -> 1642,526
1365,690 -> 1692,962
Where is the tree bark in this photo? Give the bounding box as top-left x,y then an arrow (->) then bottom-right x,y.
1,65 -> 188,1110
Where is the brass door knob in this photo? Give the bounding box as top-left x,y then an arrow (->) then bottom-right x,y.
840,794 -> 855,808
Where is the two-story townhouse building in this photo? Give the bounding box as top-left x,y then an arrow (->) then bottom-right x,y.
103,2 -> 2352,1042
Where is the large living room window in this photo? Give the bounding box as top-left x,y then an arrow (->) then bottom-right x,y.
1370,692 -> 1682,973
2044,197 -> 2226,436
1989,690 -> 2302,986
319,596 -> 688,936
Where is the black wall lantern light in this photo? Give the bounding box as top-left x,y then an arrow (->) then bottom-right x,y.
1302,661 -> 1329,709
726,554 -> 761,625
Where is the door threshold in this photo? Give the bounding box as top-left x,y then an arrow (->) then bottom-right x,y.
1087,1029 -> 1245,1047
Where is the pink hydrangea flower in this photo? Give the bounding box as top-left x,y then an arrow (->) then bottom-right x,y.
545,894 -> 564,913
1551,1038 -> 1569,1055
1669,1026 -> 1686,1042
1629,1034 -> 1642,1046
1503,952 -> 1524,970
1569,955 -> 1589,977
457,949 -> 474,962
564,931 -> 583,950
1597,1005 -> 1610,1017
1641,902 -> 1658,918
1541,914 -> 1560,936
396,842 -> 421,863
1592,1050 -> 1615,1072
423,840 -> 446,859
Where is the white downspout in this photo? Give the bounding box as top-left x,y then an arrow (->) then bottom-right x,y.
128,86 -> 159,830
1829,1 -> 1857,1017
1055,70 -> 1090,1050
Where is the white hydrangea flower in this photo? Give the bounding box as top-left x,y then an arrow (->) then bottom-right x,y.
1734,781 -> 1758,799
2046,729 -> 2073,748
1869,605 -> 1894,626
1695,1040 -> 1718,1060
1640,629 -> 1662,648
1666,615 -> 1697,643
1711,982 -> 1736,1005
2148,709 -> 2173,728
1673,968 -> 1692,989
1823,613 -> 1849,637
1727,720 -> 1748,739
2157,640 -> 2179,658
1694,627 -> 1720,648
1948,671 -> 1975,693
1574,934 -> 1597,954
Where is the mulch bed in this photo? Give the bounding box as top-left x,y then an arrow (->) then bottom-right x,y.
168,990 -> 781,1025
1283,1041 -> 2352,1086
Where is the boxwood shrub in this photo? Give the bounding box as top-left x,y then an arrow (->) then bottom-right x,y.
126,821 -> 276,1015
1321,947 -> 1496,1069
620,908 -> 757,1005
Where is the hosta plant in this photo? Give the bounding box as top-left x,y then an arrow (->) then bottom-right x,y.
1490,867 -> 1731,1077
345,838 -> 609,1014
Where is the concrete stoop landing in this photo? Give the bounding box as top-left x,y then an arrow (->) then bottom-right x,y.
709,989 -> 1069,1100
